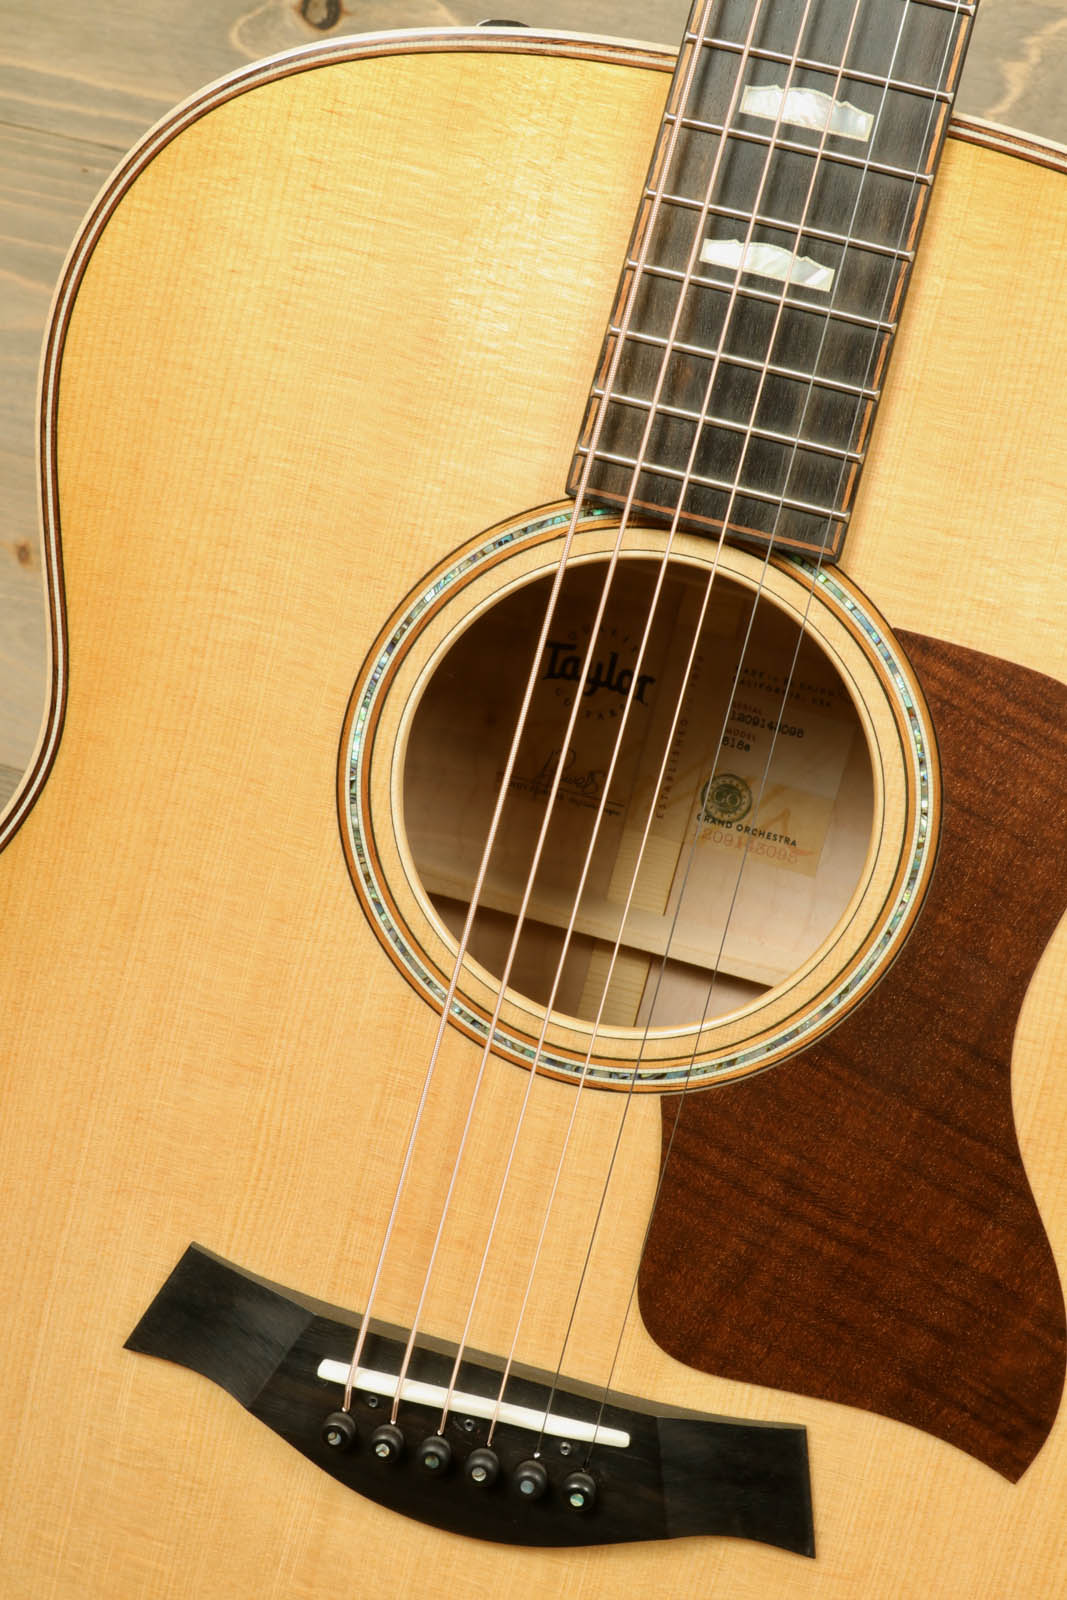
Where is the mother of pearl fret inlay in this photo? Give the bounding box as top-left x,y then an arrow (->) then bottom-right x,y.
699,235 -> 837,292
740,83 -> 874,142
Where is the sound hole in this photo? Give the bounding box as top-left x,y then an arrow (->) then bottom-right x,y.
404,557 -> 873,1029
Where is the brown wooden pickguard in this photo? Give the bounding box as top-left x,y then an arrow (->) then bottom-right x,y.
639,633 -> 1067,1482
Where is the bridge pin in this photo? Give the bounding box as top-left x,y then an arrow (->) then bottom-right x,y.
320,1411 -> 357,1452
465,1446 -> 500,1488
513,1459 -> 549,1501
370,1423 -> 405,1463
416,1435 -> 453,1474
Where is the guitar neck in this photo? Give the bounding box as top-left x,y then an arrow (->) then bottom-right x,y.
570,0 -> 978,560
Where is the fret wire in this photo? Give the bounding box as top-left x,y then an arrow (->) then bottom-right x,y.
571,0 -> 832,553
574,0 -> 958,555
576,0 -> 975,1463
579,446 -> 851,522
479,0 -> 820,1450
648,189 -> 916,261
572,0 -> 978,559
624,260 -> 898,332
578,0 -> 884,562
665,113 -> 935,186
599,0 -> 928,548
603,0 -> 865,566
784,0 -> 966,548
592,388 -> 864,464
765,0 -> 968,536
688,34 -> 956,100
608,328 -> 882,401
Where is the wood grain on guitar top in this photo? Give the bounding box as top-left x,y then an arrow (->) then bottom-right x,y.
2,3 -> 1067,794
1,33 -> 1066,1600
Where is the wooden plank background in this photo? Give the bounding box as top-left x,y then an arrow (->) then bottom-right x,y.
1,0 -> 1065,805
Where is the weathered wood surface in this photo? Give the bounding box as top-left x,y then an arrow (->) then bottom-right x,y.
1,0 -> 1066,796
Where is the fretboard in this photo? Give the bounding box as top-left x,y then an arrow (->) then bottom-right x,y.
569,0 -> 978,561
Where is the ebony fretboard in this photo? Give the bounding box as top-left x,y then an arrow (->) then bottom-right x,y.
569,0 -> 977,560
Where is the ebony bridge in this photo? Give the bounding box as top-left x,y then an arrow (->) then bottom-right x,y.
127,1245 -> 814,1555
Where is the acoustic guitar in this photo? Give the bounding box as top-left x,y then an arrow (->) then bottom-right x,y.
2,4 -> 1066,1595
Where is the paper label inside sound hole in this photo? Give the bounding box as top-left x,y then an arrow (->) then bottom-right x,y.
651,664 -> 867,992
697,687 -> 856,881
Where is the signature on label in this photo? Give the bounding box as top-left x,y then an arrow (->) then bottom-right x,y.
500,747 -> 615,812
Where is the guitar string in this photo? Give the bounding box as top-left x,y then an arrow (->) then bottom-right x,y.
350,0 -> 958,1433
516,0 -> 918,1454
626,0 -> 971,1078
404,0 -> 927,1440
579,0 -> 971,1466
433,0 -> 864,1441
377,0 -> 781,1429
341,0 -> 726,1413
422,0 -> 949,1446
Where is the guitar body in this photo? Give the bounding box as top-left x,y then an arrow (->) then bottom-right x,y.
2,29 -> 1066,1597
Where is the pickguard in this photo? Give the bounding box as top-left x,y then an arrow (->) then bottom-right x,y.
639,632 -> 1067,1481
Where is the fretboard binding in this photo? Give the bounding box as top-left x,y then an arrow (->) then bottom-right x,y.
688,35 -> 956,100
578,447 -> 849,522
591,388 -> 864,464
624,260 -> 898,332
647,189 -> 916,262
607,328 -> 882,400
665,114 -> 934,186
